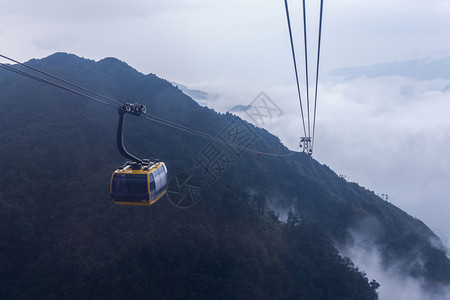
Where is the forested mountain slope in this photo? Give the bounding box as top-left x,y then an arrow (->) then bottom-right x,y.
0,53 -> 448,299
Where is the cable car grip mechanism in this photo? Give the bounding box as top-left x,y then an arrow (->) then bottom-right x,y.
116,102 -> 147,165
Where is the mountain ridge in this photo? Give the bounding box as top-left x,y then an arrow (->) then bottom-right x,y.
1,53 -> 449,298
329,57 -> 450,80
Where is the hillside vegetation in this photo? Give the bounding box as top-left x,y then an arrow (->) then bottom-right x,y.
1,53 -> 449,298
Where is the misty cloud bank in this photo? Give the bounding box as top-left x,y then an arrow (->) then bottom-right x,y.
186,70 -> 450,250
340,223 -> 450,300
329,57 -> 450,80
184,65 -> 450,299
313,75 -> 450,251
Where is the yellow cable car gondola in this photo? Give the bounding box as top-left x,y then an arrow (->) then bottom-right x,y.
110,161 -> 167,206
110,103 -> 167,206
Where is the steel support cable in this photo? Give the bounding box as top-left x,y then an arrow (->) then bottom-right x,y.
0,63 -> 117,109
0,62 -> 218,148
0,54 -> 122,106
142,112 -> 295,157
311,0 -> 324,152
302,0 -> 311,138
283,0 -> 307,138
0,59 -> 294,158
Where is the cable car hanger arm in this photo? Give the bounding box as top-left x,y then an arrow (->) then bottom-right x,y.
117,103 -> 146,164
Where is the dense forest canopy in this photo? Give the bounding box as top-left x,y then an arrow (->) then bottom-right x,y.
0,53 -> 449,299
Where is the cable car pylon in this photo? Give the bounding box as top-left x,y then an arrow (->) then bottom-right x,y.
283,0 -> 324,157
299,136 -> 312,155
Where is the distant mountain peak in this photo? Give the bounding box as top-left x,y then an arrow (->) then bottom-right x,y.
98,56 -> 135,69
172,82 -> 208,101
26,52 -> 90,66
228,104 -> 252,113
330,57 -> 450,80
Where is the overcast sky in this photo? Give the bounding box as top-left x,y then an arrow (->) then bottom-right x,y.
2,1 -> 450,297
3,0 -> 450,78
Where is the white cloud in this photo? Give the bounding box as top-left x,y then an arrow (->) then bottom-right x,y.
312,76 -> 450,249
340,229 -> 450,300
188,73 -> 450,253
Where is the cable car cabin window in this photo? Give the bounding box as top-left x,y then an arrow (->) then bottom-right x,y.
152,169 -> 159,186
154,168 -> 161,191
112,174 -> 149,202
149,173 -> 156,201
154,166 -> 167,197
160,167 -> 167,188
155,168 -> 162,193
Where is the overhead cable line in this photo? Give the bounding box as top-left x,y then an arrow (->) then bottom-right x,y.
0,63 -> 117,109
282,0 -> 324,156
0,54 -> 122,106
283,0 -> 307,138
0,55 -> 294,158
311,0 -> 324,152
302,0 -> 311,138
143,112 -> 294,157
